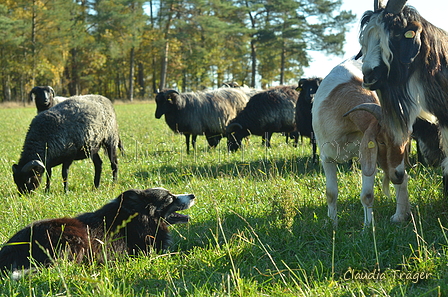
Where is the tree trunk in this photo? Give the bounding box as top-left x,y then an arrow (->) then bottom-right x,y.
138,61 -> 145,98
159,3 -> 174,90
280,41 -> 286,85
160,41 -> 169,90
128,47 -> 135,101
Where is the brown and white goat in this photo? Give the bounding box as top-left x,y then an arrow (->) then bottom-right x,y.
312,59 -> 410,226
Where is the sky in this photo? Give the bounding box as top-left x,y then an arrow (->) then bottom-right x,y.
303,0 -> 448,78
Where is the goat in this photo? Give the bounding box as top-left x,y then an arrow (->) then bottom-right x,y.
29,86 -> 67,113
226,85 -> 298,152
295,78 -> 322,162
155,88 -> 249,154
357,0 -> 448,195
13,95 -> 121,193
312,58 -> 410,226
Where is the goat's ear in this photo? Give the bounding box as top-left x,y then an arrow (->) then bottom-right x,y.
400,22 -> 422,64
360,124 -> 379,177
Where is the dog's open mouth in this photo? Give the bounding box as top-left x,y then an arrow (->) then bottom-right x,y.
166,212 -> 190,224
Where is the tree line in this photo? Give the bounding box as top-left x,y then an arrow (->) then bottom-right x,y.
0,0 -> 355,102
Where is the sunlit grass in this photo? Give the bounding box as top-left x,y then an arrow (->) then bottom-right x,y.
0,102 -> 447,296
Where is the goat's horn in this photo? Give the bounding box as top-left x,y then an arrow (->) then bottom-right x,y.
164,89 -> 179,97
374,0 -> 386,10
384,0 -> 407,14
21,160 -> 45,173
343,103 -> 383,122
226,122 -> 243,133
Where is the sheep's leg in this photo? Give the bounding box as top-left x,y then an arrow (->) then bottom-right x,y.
360,169 -> 377,227
185,134 -> 191,154
322,157 -> 338,226
105,144 -> 118,182
61,161 -> 73,192
391,173 -> 411,222
311,132 -> 317,163
45,167 -> 52,192
91,153 -> 103,188
192,135 -> 197,152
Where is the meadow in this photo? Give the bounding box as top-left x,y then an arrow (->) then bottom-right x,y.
0,101 -> 447,296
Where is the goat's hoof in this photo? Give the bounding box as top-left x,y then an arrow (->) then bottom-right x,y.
390,213 -> 409,223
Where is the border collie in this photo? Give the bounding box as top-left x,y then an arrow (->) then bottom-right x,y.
0,188 -> 195,276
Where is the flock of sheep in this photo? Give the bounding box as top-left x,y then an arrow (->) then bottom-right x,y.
13,56 -> 443,226
14,80 -> 320,196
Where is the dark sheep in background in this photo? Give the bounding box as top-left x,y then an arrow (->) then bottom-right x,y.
412,118 -> 444,167
29,86 -> 67,113
12,95 -> 121,193
294,77 -> 322,162
155,88 -> 249,154
226,85 -> 298,152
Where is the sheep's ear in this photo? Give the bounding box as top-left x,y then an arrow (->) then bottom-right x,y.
359,124 -> 379,177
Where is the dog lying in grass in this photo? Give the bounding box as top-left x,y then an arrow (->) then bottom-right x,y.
0,188 -> 195,277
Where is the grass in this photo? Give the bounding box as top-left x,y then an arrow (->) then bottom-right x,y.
0,102 -> 447,296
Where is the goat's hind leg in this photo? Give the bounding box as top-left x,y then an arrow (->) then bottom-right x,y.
322,157 -> 339,226
439,126 -> 448,197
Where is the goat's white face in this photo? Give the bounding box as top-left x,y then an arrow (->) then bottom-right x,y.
359,12 -> 393,90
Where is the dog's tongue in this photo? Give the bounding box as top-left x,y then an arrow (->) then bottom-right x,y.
167,212 -> 189,224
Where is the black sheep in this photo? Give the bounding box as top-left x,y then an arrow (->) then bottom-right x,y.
29,86 -> 66,113
295,78 -> 322,162
226,86 -> 298,151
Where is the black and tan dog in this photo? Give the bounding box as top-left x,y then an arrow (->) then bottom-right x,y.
0,188 -> 195,276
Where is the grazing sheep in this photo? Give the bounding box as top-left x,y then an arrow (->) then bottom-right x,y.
312,58 -> 409,226
155,88 -> 249,153
12,95 -> 121,193
226,85 -> 298,151
29,86 -> 67,113
0,188 -> 195,278
295,78 -> 322,162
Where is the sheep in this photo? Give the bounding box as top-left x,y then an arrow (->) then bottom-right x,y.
12,95 -> 121,193
295,78 -> 322,162
155,88 -> 249,154
412,118 -> 444,167
29,86 -> 67,113
226,85 -> 298,151
312,58 -> 410,226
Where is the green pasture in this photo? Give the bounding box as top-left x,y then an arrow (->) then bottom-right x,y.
0,102 -> 447,296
